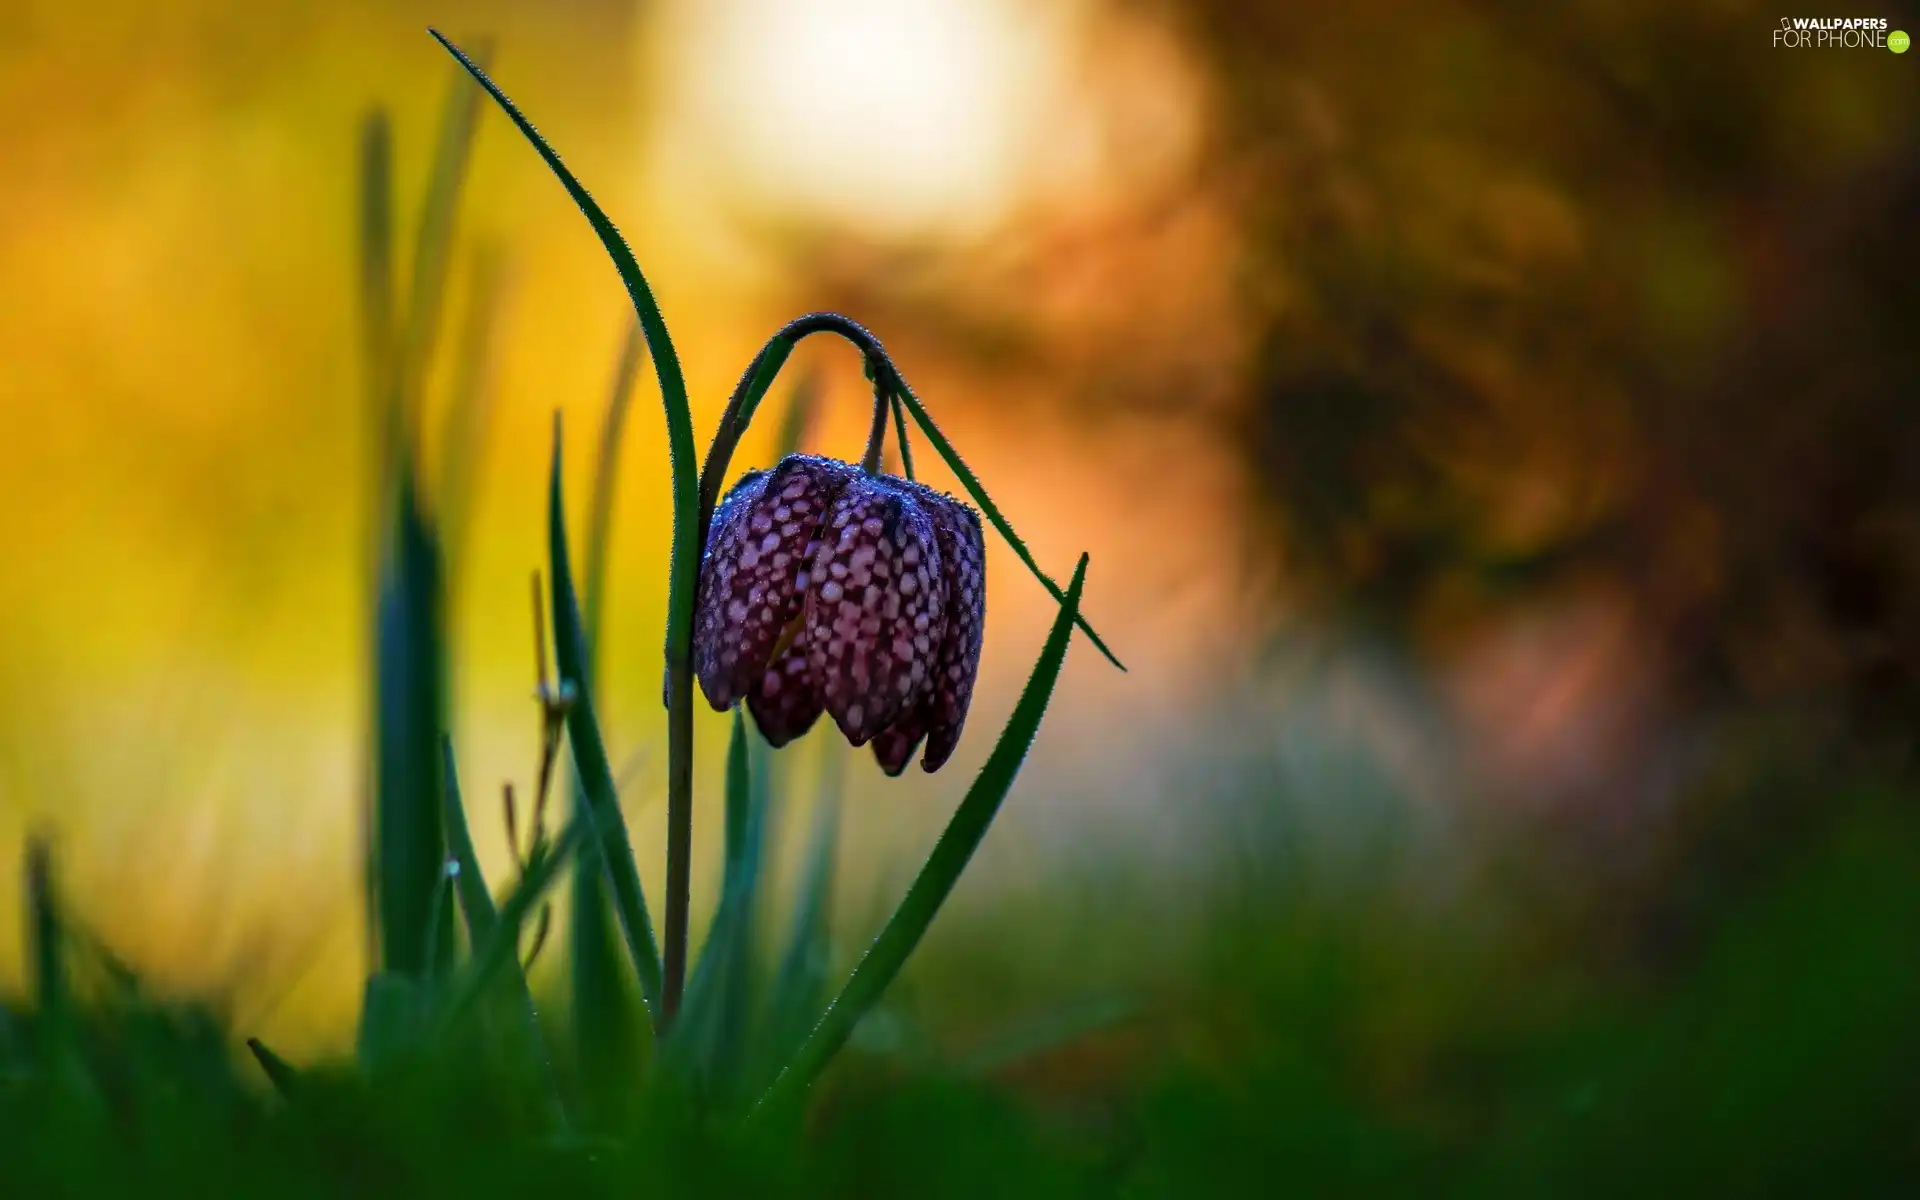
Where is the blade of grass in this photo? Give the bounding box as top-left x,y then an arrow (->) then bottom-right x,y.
660,710 -> 751,1084
751,554 -> 1092,1122
437,242 -> 509,580
357,108 -> 396,979
891,384 -> 1122,671
434,815 -> 589,1039
665,710 -> 773,1104
421,864 -> 456,982
889,391 -> 916,481
753,741 -> 844,1091
548,416 -> 665,1025
573,317 -> 649,1119
373,471 -> 452,980
432,27 -> 702,1024
245,1038 -> 300,1100
440,738 -> 571,1130
25,835 -> 65,1044
359,110 -> 398,531
439,739 -> 497,943
583,317 -> 647,647
724,707 -> 751,878
357,972 -> 423,1074
396,41 -> 491,445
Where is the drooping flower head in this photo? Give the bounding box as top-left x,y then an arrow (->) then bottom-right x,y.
693,454 -> 986,774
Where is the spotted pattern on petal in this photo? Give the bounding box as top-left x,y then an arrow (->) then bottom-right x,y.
805,477 -> 947,746
746,628 -> 823,747
692,456 -> 853,711
870,714 -> 929,777
691,469 -> 767,710
904,484 -> 986,772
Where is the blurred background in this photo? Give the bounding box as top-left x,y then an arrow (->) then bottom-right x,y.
2,0 -> 1918,1184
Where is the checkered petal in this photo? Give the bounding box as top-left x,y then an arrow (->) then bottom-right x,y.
804,476 -> 947,747
746,629 -> 824,747
914,488 -> 987,772
869,709 -> 930,777
869,483 -> 986,774
691,456 -> 855,711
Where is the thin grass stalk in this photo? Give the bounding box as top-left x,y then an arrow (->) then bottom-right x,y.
573,317 -> 649,1109
441,739 -> 569,1131
548,417 -> 666,1023
356,109 -> 396,975
751,554 -> 1090,1122
431,31 -> 703,1023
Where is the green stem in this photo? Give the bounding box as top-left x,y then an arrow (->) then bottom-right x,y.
430,31 -> 703,1025
859,370 -> 890,475
694,314 -> 890,538
889,392 -> 916,481
699,313 -> 1123,670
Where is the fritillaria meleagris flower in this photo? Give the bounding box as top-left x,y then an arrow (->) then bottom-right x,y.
692,454 -> 986,775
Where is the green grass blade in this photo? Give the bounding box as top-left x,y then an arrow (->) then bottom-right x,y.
25,835 -> 65,1036
753,743 -> 844,1090
724,707 -> 751,878
435,26 -> 703,1025
356,972 -> 424,1074
548,417 -> 665,1023
572,318 -> 650,1121
752,554 -> 1091,1121
892,386 -> 1122,671
583,317 -> 647,647
437,243 -> 508,580
658,710 -> 747,1075
438,738 -> 497,944
430,30 -> 700,670
434,815 -> 588,1039
889,391 -> 916,481
421,866 -> 456,982
664,710 -> 770,1102
373,472 -> 452,981
440,739 -> 572,1130
357,108 -> 396,979
358,110 -> 398,523
396,42 -> 491,442
245,1038 -> 300,1100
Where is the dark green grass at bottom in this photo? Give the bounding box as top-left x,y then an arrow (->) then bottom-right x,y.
5,781 -> 1920,1200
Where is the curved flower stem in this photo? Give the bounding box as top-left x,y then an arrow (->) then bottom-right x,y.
859,369 -> 891,475
694,312 -> 1126,672
695,313 -> 891,540
889,393 -> 917,481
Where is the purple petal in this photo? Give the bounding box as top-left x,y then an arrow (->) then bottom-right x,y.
805,476 -> 947,747
692,456 -> 854,711
870,711 -> 929,777
746,627 -> 823,747
900,483 -> 986,772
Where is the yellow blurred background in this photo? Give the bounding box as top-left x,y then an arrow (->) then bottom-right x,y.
0,0 -> 1250,1055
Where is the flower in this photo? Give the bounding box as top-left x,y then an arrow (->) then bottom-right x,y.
693,453 -> 986,774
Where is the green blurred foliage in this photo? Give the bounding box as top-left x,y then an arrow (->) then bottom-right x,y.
5,751 -> 1918,1195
